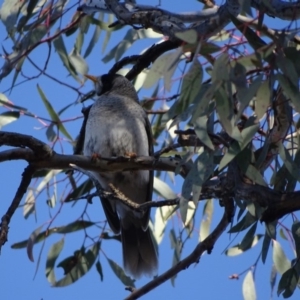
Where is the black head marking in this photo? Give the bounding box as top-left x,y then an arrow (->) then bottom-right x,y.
94,74 -> 139,102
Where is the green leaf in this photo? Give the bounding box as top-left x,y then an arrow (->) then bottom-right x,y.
199,199 -> 214,241
102,14 -> 114,53
242,270 -> 256,300
255,79 -> 271,120
191,82 -> 220,121
143,54 -> 168,89
46,237 -> 65,284
177,59 -> 203,113
277,267 -> 298,298
163,49 -> 181,91
175,29 -> 197,43
53,242 -> 100,287
0,111 -> 20,129
106,257 -> 135,286
228,212 -> 257,233
0,98 -> 27,111
276,53 -> 299,88
219,122 -> 259,170
278,142 -> 300,182
0,0 -> 23,34
170,229 -> 181,286
65,179 -> 94,202
226,235 -> 262,256
95,260 -> 104,282
27,225 -> 44,262
215,86 -> 234,135
236,75 -> 262,121
55,220 -> 95,234
37,84 -> 72,141
212,53 -> 230,82
261,232 -> 271,264
273,240 -> 291,275
193,116 -> 215,150
277,73 -> 300,113
53,33 -> 78,80
153,177 -> 177,199
16,0 -> 39,31
11,221 -> 95,249
84,13 -> 103,58
69,47 -> 89,76
291,221 -> 300,258
239,223 -> 258,251
181,150 -> 214,215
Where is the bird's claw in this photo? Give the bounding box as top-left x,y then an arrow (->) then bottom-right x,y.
91,153 -> 101,161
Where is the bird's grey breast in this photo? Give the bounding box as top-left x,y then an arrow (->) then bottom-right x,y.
84,93 -> 149,159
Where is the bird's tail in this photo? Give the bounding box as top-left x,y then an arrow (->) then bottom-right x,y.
121,225 -> 158,279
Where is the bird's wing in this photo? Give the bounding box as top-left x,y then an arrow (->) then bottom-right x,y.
141,113 -> 154,230
100,195 -> 121,234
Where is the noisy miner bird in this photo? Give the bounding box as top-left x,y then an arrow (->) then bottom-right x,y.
83,73 -> 158,278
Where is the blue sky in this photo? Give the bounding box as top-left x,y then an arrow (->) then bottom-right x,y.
0,0 -> 299,299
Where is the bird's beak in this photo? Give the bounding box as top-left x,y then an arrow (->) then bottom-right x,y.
84,74 -> 98,83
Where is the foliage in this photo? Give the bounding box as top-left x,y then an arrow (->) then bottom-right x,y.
0,0 -> 300,299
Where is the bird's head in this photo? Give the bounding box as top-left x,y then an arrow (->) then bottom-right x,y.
84,73 -> 139,102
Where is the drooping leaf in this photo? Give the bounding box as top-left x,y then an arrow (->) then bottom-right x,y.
278,142 -> 300,182
277,267 -> 298,298
255,79 -> 271,120
84,12 -> 103,58
37,84 -> 72,141
0,111 -> 20,129
65,179 -> 94,202
27,225 -> 44,262
11,221 -> 95,249
215,86 -> 234,135
291,221 -> 300,258
228,212 -> 257,233
170,229 -> 181,286
199,199 -> 214,241
182,150 -> 214,205
106,257 -> 135,286
273,240 -> 291,275
46,237 -> 65,284
69,47 -> 89,76
239,223 -> 258,251
153,177 -> 177,200
95,260 -> 104,282
242,270 -> 257,300
226,235 -> 263,256
176,59 -> 203,114
0,0 -> 23,34
53,33 -> 79,80
219,122 -> 259,170
53,242 -> 100,287
277,73 -> 300,113
175,29 -> 197,43
193,116 -> 215,150
153,206 -> 176,245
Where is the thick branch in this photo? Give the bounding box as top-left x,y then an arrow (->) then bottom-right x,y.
0,131 -> 52,158
1,132 -> 300,222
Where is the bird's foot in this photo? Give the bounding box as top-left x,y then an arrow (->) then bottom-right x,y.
91,153 -> 101,161
124,151 -> 137,159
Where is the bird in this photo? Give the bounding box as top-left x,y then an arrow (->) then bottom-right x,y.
83,73 -> 158,278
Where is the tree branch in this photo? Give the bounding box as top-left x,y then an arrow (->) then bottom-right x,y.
0,165 -> 35,249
